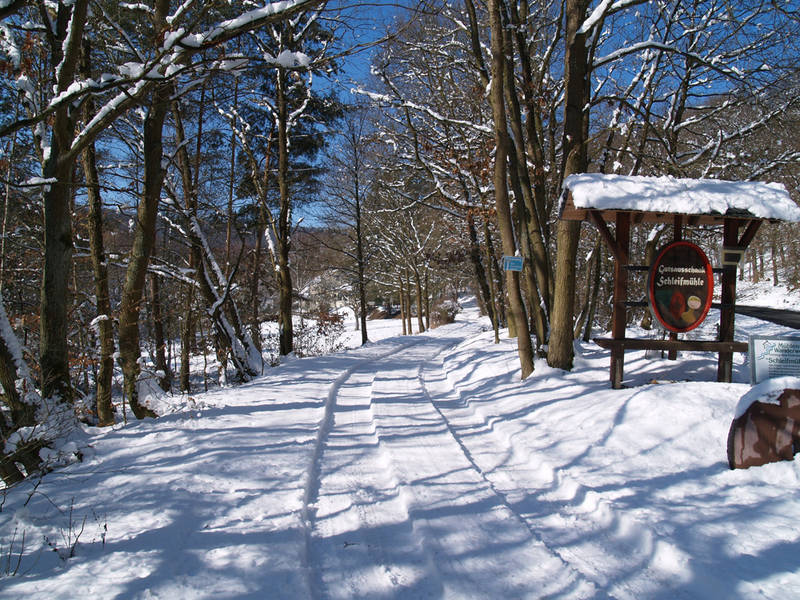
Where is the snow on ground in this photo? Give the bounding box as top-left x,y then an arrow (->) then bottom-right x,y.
732,279 -> 800,311
1,297 -> 800,599
339,315 -> 409,349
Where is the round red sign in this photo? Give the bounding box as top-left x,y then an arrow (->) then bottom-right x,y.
647,241 -> 713,333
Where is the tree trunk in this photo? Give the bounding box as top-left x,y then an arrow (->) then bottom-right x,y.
38,0 -> 90,405
1,104 -> 20,293
357,268 -> 368,344
777,226 -> 787,274
191,220 -> 261,381
355,184 -> 368,345
118,0 -> 175,418
511,0 -> 555,301
548,0 -> 591,371
640,225 -> 666,329
179,82 -> 208,395
502,21 -> 552,336
173,94 -> 260,382
250,230 -> 263,351
507,152 -> 548,348
180,270 -> 193,393
487,0 -> 534,378
149,273 -> 171,392
118,73 -> 170,419
79,37 -> 115,424
399,275 -> 407,336
770,229 -> 779,286
467,211 -> 493,320
277,246 -> 293,355
549,240 -> 583,366
40,137 -> 76,405
0,421 -> 25,485
583,239 -> 603,343
574,236 -> 599,339
413,265 -> 426,334
277,66 -> 294,356
81,110 -> 115,424
483,214 -> 502,340
424,268 -> 431,332
0,294 -> 43,481
225,78 -> 239,276
405,269 -> 413,334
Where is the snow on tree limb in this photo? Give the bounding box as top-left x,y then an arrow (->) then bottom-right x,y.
0,0 -> 325,148
355,84 -> 493,135
578,0 -> 648,37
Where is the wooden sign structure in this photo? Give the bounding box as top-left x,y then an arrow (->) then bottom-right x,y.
560,174 -> 800,389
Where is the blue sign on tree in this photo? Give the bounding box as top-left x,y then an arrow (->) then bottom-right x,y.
503,256 -> 523,272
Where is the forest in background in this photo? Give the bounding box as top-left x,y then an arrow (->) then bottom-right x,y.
0,0 -> 799,486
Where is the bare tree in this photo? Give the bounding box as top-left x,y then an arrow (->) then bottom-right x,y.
319,106 -> 375,344
487,0 -> 534,377
80,38 -> 115,426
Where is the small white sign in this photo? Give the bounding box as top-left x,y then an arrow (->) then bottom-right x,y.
720,245 -> 745,267
749,335 -> 800,384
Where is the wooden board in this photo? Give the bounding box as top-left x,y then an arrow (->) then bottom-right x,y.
594,338 -> 748,353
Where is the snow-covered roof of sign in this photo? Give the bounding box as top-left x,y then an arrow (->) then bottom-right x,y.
561,173 -> 800,224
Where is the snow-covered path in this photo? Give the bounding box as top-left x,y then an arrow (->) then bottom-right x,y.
2,299 -> 800,599
308,328 -> 593,599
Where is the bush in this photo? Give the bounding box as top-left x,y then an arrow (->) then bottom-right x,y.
430,301 -> 460,328
293,310 -> 346,358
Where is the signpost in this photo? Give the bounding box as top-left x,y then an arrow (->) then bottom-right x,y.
557,173 -> 799,387
647,241 -> 713,333
749,335 -> 800,384
503,255 -> 523,272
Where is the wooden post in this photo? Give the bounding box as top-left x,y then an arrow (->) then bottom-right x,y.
611,212 -> 631,388
718,218 -> 739,382
672,215 -> 683,242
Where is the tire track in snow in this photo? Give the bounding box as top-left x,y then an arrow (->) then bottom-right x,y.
361,330 -> 598,598
306,324 -> 609,598
301,338 -> 425,599
419,352 -> 606,595
427,344 -> 689,599
407,342 -> 604,599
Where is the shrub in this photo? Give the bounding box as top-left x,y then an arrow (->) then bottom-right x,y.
431,301 -> 460,328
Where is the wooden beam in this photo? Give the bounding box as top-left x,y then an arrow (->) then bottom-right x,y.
562,202 -> 753,226
738,219 -> 762,249
588,209 -> 621,261
594,338 -> 748,353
